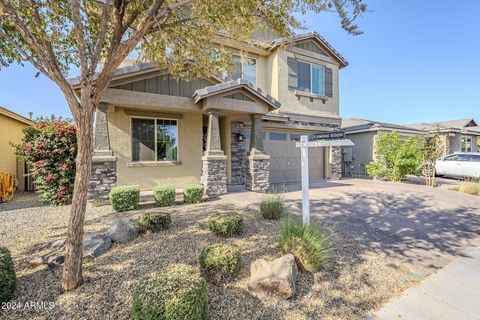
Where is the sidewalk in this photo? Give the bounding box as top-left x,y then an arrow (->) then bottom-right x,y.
369,247 -> 480,320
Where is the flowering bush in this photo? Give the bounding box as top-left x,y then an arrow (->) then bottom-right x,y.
15,120 -> 77,205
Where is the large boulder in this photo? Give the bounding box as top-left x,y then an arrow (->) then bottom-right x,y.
82,233 -> 112,260
247,254 -> 298,302
106,219 -> 138,243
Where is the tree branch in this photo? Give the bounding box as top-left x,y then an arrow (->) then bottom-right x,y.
89,0 -> 111,75
71,0 -> 89,83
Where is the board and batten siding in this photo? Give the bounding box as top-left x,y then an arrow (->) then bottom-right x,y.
294,41 -> 328,56
114,75 -> 213,98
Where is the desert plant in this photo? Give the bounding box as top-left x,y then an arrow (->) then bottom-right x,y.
15,120 -> 77,205
109,185 -> 140,212
131,263 -> 208,320
138,211 -> 172,232
183,184 -> 204,204
0,247 -> 16,303
208,212 -> 243,237
153,185 -> 176,207
458,183 -> 480,196
199,243 -> 241,277
366,132 -> 423,181
260,194 -> 284,220
279,218 -> 330,272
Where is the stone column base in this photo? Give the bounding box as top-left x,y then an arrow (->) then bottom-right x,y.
330,146 -> 342,180
88,155 -> 117,201
245,154 -> 270,192
201,155 -> 227,199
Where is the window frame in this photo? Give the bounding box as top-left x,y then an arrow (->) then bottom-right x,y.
232,54 -> 257,85
461,136 -> 473,152
295,59 -> 326,96
130,116 -> 179,163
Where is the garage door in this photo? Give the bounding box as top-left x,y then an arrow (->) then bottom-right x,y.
264,132 -> 325,184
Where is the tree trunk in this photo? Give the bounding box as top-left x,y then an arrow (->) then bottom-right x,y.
61,98 -> 94,291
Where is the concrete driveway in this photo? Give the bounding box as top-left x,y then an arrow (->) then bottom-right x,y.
225,179 -> 480,276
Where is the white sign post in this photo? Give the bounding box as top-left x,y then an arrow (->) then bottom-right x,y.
296,135 -> 354,226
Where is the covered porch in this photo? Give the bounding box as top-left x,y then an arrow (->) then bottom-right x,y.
89,78 -> 280,200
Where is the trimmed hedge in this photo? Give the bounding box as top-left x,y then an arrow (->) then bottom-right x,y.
199,243 -> 241,277
153,185 -> 176,207
208,212 -> 243,237
109,185 -> 140,212
279,218 -> 330,272
138,211 -> 171,232
131,263 -> 208,320
260,194 -> 284,220
183,184 -> 204,204
0,247 -> 16,303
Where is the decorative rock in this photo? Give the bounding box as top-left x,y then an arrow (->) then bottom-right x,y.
106,219 -> 138,243
29,256 -> 45,267
82,233 -> 112,259
51,238 -> 67,250
247,254 -> 298,302
46,254 -> 65,268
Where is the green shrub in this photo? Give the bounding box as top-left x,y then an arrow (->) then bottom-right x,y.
459,183 -> 480,196
279,218 -> 330,272
199,244 -> 241,277
132,263 -> 208,320
260,194 -> 284,220
208,212 -> 243,237
183,184 -> 204,204
153,185 -> 176,207
0,247 -> 16,303
138,211 -> 171,232
109,185 -> 140,212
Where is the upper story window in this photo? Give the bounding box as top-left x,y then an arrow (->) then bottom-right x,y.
232,55 -> 257,85
132,118 -> 178,162
461,136 -> 473,152
288,57 -> 332,97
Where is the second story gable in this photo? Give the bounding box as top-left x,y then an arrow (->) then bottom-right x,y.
220,31 -> 347,119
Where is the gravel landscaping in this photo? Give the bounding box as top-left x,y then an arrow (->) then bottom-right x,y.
0,192 -> 418,320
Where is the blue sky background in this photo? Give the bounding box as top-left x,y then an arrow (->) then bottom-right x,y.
1,0 -> 479,124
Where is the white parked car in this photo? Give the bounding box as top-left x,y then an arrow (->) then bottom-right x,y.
435,152 -> 480,179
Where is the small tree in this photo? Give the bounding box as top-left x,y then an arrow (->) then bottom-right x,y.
0,0 -> 366,291
366,132 -> 422,181
15,120 -> 77,205
420,132 -> 443,186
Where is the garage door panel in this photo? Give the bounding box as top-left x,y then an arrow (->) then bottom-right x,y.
264,137 -> 325,184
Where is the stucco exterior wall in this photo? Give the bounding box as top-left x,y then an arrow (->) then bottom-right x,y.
344,131 -> 376,175
274,48 -> 340,118
0,113 -> 28,190
107,107 -> 203,190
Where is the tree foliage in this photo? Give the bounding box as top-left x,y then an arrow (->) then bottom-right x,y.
366,132 -> 423,181
0,0 -> 367,291
15,120 -> 77,205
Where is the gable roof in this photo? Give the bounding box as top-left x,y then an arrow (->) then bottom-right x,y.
192,78 -> 281,110
269,32 -> 348,68
342,118 -> 421,134
406,118 -> 478,131
0,106 -> 32,126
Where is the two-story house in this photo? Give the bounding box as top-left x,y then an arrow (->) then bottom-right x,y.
74,31 -> 348,200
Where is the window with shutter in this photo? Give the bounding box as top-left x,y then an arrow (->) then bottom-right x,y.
325,67 -> 333,97
287,57 -> 298,89
298,61 -> 311,92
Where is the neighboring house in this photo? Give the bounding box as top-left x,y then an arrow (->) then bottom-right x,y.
71,31 -> 348,200
406,119 -> 480,155
341,118 -> 422,177
0,106 -> 33,191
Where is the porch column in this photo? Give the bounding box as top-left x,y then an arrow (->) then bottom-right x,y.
88,102 -> 117,202
330,146 -> 343,180
201,110 -> 227,198
245,114 -> 270,192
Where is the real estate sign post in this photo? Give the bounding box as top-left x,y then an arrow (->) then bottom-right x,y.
297,133 -> 354,226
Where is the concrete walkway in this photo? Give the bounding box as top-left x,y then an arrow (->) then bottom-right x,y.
370,246 -> 480,320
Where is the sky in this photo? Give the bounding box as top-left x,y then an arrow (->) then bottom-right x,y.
0,0 -> 479,124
